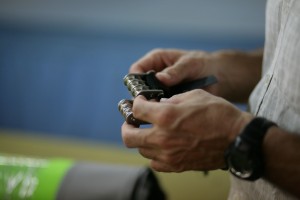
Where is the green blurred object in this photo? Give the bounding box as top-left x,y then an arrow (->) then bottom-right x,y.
0,155 -> 73,200
0,154 -> 166,200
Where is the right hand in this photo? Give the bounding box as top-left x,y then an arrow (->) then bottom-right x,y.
122,90 -> 253,172
130,48 -> 263,102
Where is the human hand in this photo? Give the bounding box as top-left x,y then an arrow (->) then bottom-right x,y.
130,49 -> 216,88
130,48 -> 263,102
121,90 -> 253,172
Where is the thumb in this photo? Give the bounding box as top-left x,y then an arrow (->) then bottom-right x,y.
156,63 -> 188,87
156,51 -> 208,87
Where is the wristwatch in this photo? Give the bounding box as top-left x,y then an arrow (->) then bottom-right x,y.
225,117 -> 276,181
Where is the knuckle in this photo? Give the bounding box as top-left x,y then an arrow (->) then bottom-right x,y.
121,129 -> 137,148
156,106 -> 177,126
188,88 -> 206,98
191,88 -> 203,95
132,107 -> 141,119
132,100 -> 143,119
150,48 -> 164,55
180,54 -> 198,66
122,134 -> 133,148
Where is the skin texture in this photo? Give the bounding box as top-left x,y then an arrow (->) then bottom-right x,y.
121,48 -> 300,198
122,92 -> 252,172
130,49 -> 262,102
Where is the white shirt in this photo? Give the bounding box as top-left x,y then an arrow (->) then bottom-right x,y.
229,0 -> 300,199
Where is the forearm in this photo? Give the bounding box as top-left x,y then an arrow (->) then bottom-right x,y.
209,49 -> 263,102
263,126 -> 300,198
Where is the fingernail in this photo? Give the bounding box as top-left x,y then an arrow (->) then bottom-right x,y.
157,72 -> 171,80
160,98 -> 169,102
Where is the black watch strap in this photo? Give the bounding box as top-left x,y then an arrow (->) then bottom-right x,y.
226,117 -> 277,181
240,117 -> 277,146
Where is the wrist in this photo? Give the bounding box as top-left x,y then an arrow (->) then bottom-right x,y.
228,112 -> 253,143
225,117 -> 277,181
208,50 -> 263,102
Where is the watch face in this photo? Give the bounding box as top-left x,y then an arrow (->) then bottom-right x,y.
228,137 -> 254,179
229,153 -> 253,178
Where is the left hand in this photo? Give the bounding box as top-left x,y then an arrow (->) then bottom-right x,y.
121,89 -> 253,172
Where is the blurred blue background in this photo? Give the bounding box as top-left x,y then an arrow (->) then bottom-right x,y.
0,0 -> 266,144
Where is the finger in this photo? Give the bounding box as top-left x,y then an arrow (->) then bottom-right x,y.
138,148 -> 160,160
169,89 -> 210,103
150,160 -> 183,172
121,122 -> 156,148
156,63 -> 190,86
129,49 -> 184,73
157,54 -> 206,86
133,96 -> 176,125
129,49 -> 168,73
